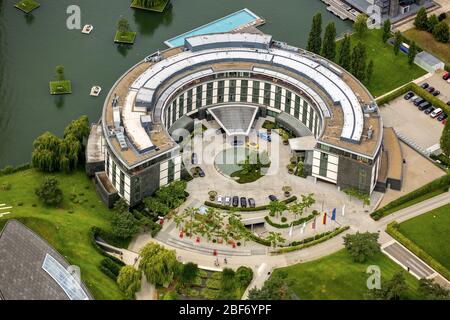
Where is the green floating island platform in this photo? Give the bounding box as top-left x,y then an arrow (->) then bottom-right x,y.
49,80 -> 72,95
130,0 -> 170,12
114,31 -> 137,44
15,0 -> 40,14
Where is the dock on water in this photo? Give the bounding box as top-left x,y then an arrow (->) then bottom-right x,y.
321,0 -> 360,21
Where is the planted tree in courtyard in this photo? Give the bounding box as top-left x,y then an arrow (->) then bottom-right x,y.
366,272 -> 408,300
179,262 -> 198,288
117,266 -> 142,299
321,22 -> 336,61
408,41 -> 418,65
267,200 -> 287,218
427,14 -> 439,33
414,7 -> 428,31
353,14 -> 368,38
393,31 -> 402,56
301,193 -> 315,211
382,19 -> 391,43
433,21 -> 450,43
343,232 -> 380,263
366,59 -> 374,85
35,177 -> 63,206
440,118 -> 450,156
139,243 -> 180,287
338,34 -> 352,71
307,13 -> 322,54
351,42 -> 367,81
266,232 -> 285,249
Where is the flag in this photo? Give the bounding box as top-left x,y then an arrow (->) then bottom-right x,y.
312,218 -> 316,230
331,208 -> 336,221
342,204 -> 346,217
322,212 -> 327,225
300,222 -> 306,234
289,223 -> 293,238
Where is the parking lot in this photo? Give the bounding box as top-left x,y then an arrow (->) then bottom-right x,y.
418,71 -> 450,105
380,95 -> 444,152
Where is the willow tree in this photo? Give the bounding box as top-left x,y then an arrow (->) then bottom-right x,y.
32,132 -> 62,172
117,266 -> 142,299
139,243 -> 180,287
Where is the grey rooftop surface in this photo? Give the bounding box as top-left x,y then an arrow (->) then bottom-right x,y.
0,220 -> 93,300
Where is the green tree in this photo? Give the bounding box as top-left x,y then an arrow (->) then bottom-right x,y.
382,19 -> 391,43
418,278 -> 450,300
266,232 -> 286,248
179,262 -> 198,287
408,41 -> 418,66
32,132 -> 62,172
366,59 -> 374,84
343,232 -> 380,262
321,22 -> 336,61
433,21 -> 450,43
366,272 -> 408,300
353,14 -> 368,38
414,7 -> 429,31
64,115 -> 89,142
55,65 -> 65,81
235,266 -> 253,288
351,42 -> 367,81
139,243 -> 180,287
248,273 -> 289,300
117,266 -> 142,299
338,34 -> 352,71
111,210 -> 140,240
438,12 -> 447,22
267,200 -> 287,218
393,31 -> 402,55
307,13 -> 322,54
427,14 -> 439,33
118,17 -> 130,34
441,117 -> 450,156
35,178 -> 63,206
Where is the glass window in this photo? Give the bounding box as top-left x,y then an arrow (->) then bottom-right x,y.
263,83 -> 271,106
252,81 -> 260,104
274,86 -> 282,109
302,100 -> 308,124
218,81 -> 225,103
196,86 -> 202,108
186,89 -> 193,113
319,153 -> 328,177
285,91 -> 292,113
294,95 -> 300,118
240,80 -> 248,102
206,82 -> 213,105
229,80 -> 236,102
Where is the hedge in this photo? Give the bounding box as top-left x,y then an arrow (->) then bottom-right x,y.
274,226 -> 350,254
371,174 -> 450,220
89,227 -> 126,267
204,196 -> 297,212
386,222 -> 450,281
375,82 -> 412,106
430,153 -> 450,168
99,257 -> 122,281
264,210 -> 320,229
0,163 -> 31,176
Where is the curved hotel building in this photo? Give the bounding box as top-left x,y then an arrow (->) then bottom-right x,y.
87,33 -> 387,207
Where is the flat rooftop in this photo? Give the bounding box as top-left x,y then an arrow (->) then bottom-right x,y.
102,32 -> 382,170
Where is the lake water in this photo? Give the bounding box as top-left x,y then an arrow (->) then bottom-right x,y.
0,0 -> 351,167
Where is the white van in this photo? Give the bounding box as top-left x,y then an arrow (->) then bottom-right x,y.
431,108 -> 442,118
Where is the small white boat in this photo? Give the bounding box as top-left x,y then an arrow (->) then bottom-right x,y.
90,86 -> 102,97
82,24 -> 94,34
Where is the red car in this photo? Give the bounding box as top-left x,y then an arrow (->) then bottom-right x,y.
443,72 -> 450,80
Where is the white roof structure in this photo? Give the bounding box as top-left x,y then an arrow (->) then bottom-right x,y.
288,136 -> 318,151
208,105 -> 259,136
185,33 -> 272,51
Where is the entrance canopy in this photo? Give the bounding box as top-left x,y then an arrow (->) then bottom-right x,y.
288,136 -> 317,151
208,105 -> 258,136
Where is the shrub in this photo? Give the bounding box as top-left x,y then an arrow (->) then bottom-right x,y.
89,227 -> 126,266
235,266 -> 253,288
264,210 -> 319,229
99,257 -> 123,280
0,183 -> 12,191
281,217 -> 287,223
375,83 -> 412,106
35,178 -> 63,206
371,174 -> 450,220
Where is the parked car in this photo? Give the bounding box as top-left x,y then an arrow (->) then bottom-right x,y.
191,153 -> 198,165
437,113 -> 448,121
427,87 -> 435,93
431,108 -> 443,118
217,195 -> 223,204
432,90 -> 440,97
424,106 -> 435,115
404,91 -> 414,100
447,78 -> 450,84
268,195 -> 278,201
418,101 -> 431,111
421,83 -> 429,89
414,97 -> 425,106
224,196 -> 231,206
248,198 -> 256,208
443,72 -> 449,80
232,196 -> 239,207
240,197 -> 247,208
197,167 -> 205,177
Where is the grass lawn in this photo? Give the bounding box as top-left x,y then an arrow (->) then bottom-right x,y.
0,169 -> 124,300
14,0 -> 40,14
337,29 -> 427,98
273,249 -> 424,300
403,27 -> 450,63
49,80 -> 72,95
131,0 -> 170,12
114,31 -> 137,44
397,203 -> 450,270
